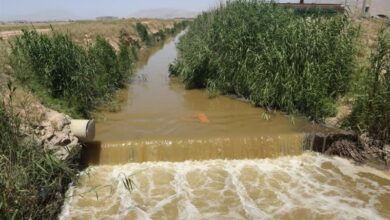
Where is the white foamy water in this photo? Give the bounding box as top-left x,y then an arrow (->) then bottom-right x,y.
59,153 -> 390,220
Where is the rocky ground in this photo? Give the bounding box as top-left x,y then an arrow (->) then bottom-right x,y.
1,74 -> 80,160
306,131 -> 390,169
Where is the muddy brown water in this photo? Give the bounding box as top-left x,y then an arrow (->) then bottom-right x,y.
60,33 -> 390,219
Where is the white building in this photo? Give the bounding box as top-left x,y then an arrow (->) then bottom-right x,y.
369,0 -> 390,18
280,0 -> 390,18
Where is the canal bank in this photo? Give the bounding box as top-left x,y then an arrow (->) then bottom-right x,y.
59,32 -> 390,219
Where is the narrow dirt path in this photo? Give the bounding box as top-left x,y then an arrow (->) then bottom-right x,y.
0,28 -> 51,40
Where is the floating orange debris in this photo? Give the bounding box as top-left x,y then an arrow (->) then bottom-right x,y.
197,113 -> 210,123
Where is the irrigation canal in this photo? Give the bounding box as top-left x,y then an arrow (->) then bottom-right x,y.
59,33 -> 390,219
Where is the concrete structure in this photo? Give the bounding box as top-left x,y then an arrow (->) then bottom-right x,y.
370,0 -> 390,19
70,120 -> 95,142
278,2 -> 345,13
303,0 -> 389,18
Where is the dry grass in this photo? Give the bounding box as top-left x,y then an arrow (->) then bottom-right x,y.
0,22 -> 56,32
346,26 -> 390,143
341,18 -> 389,97
325,18 -> 389,126
0,18 -> 179,44
355,18 -> 389,65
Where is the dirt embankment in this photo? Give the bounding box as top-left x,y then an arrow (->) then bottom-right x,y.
1,74 -> 80,160
0,29 -> 51,40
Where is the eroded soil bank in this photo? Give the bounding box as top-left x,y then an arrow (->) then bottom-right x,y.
0,74 -> 80,160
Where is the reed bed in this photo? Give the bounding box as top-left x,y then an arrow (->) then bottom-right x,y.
9,29 -> 134,117
347,28 -> 390,143
170,0 -> 358,121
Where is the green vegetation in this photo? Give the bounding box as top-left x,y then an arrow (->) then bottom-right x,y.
0,41 -> 7,75
7,20 -> 189,117
136,21 -> 190,45
136,22 -> 152,45
0,83 -> 78,219
154,29 -> 167,42
0,20 -> 190,218
347,29 -> 390,143
9,29 -> 134,117
170,0 -> 358,121
167,21 -> 191,35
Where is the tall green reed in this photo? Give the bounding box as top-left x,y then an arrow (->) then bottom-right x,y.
347,28 -> 390,143
171,0 -> 358,121
9,30 -> 134,117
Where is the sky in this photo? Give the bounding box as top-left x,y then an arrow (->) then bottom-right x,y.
2,0 -> 382,22
0,0 -> 227,21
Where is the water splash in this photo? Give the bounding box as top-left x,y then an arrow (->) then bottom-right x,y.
60,153 -> 390,219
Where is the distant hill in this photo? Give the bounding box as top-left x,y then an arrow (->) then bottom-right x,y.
129,8 -> 198,19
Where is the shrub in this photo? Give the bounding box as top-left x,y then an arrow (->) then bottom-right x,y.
118,40 -> 135,80
170,0 -> 358,121
155,29 -> 166,42
9,30 -> 133,117
135,21 -> 190,46
119,28 -> 139,61
347,28 -> 390,143
0,83 -> 78,219
89,36 -> 122,89
135,22 -> 152,45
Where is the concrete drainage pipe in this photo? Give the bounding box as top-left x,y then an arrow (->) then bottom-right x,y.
70,120 -> 95,142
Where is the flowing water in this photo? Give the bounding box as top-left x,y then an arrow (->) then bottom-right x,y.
60,33 -> 390,219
